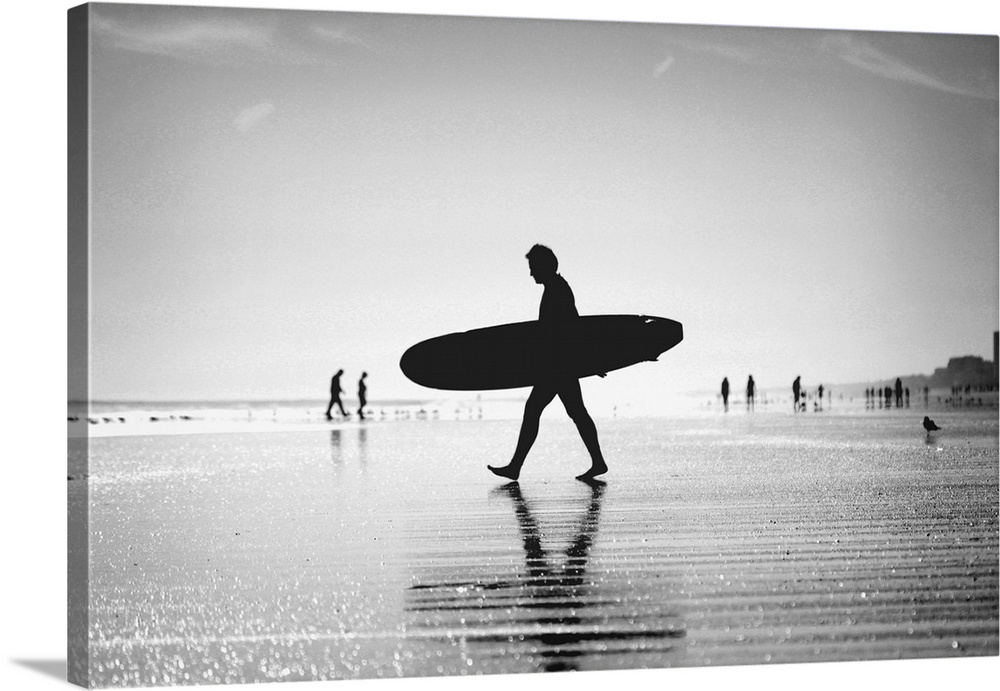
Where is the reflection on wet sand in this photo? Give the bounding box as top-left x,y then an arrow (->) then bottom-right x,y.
328,428 -> 369,470
82,414 -> 998,685
329,429 -> 342,465
406,480 -> 685,672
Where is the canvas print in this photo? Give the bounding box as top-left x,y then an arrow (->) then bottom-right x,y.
68,2 -> 998,688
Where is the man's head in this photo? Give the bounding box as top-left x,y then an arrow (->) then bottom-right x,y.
525,244 -> 558,284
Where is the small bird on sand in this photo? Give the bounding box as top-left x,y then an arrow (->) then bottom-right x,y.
923,416 -> 941,432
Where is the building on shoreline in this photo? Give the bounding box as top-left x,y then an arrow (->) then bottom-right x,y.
994,331 -> 998,381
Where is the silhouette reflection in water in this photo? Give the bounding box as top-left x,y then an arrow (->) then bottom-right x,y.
406,481 -> 683,672
358,426 -> 368,469
329,429 -> 342,465
328,428 -> 368,472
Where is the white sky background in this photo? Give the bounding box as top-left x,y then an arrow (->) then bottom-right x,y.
84,2 -> 999,403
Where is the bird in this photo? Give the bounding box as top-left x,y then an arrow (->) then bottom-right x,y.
923,416 -> 941,432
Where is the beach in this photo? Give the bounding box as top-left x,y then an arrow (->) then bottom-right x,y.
69,408 -> 998,687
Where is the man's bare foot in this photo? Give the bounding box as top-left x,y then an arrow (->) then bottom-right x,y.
488,464 -> 521,481
576,461 -> 608,481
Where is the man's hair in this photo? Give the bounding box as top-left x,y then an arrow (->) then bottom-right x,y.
525,244 -> 558,273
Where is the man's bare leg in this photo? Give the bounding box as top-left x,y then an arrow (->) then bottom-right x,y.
573,414 -> 608,480
489,386 -> 555,480
559,381 -> 608,480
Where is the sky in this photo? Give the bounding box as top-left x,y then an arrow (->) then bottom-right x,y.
80,1 -> 998,404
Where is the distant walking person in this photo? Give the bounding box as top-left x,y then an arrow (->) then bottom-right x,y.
357,372 -> 368,420
792,376 -> 802,413
818,384 -> 824,411
721,377 -> 730,412
746,375 -> 756,411
488,245 -> 608,482
895,378 -> 903,408
325,369 -> 348,420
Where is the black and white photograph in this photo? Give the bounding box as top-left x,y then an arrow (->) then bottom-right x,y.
3,2 -> 999,691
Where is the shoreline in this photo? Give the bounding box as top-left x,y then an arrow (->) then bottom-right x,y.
67,404 -> 998,439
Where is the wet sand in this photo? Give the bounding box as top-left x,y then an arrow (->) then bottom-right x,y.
72,410 -> 998,686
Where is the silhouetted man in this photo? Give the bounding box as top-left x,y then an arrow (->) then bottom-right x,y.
357,371 -> 368,420
721,377 -> 730,412
895,378 -> 903,408
488,245 -> 608,482
746,375 -> 756,411
325,369 -> 348,420
792,376 -> 802,412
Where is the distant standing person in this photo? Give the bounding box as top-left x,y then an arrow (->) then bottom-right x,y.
357,372 -> 368,420
746,375 -> 756,411
792,376 -> 802,413
721,377 -> 730,412
325,369 -> 348,420
895,378 -> 903,408
818,384 -> 824,411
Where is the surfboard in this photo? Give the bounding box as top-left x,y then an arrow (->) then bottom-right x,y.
400,315 -> 683,391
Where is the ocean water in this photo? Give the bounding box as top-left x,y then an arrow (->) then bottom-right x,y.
70,409 -> 998,687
